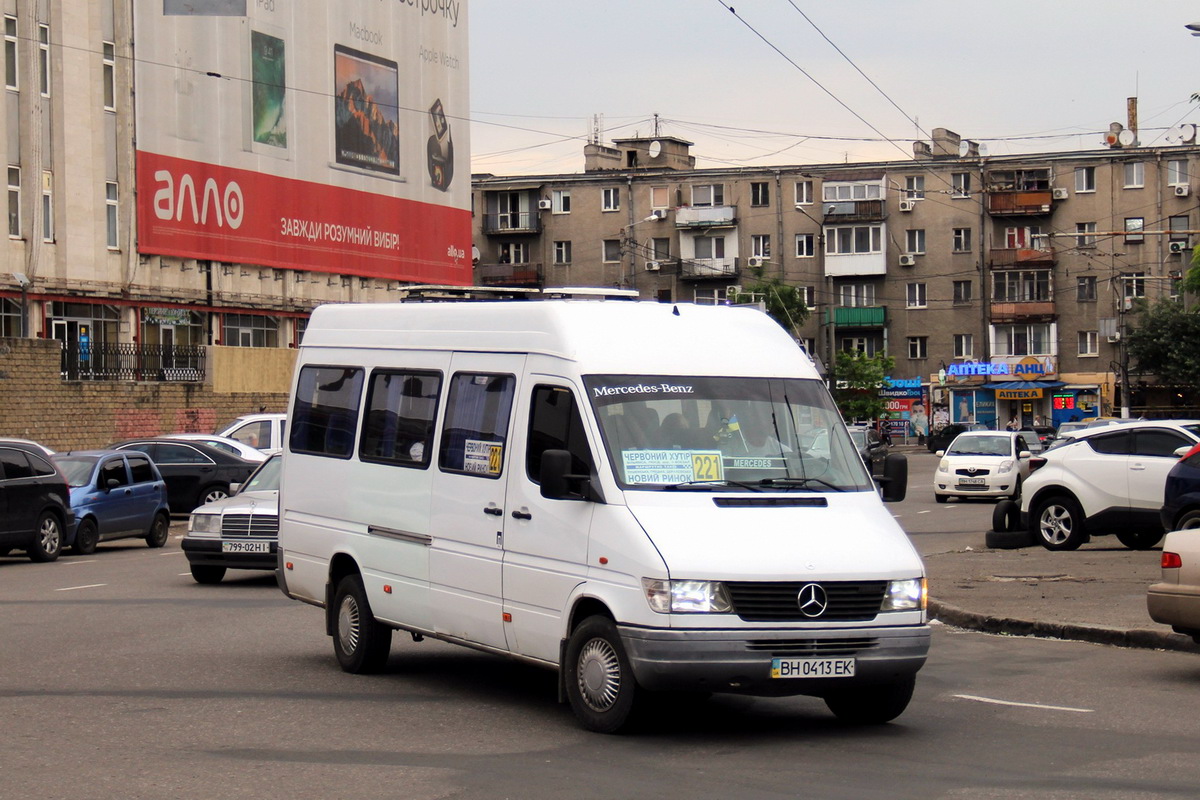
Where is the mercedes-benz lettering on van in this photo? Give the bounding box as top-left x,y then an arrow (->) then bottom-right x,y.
276,301 -> 929,732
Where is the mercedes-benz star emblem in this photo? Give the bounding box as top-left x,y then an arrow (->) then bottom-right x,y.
797,583 -> 828,618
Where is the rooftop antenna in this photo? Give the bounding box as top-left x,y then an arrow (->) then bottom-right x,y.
652,113 -> 661,138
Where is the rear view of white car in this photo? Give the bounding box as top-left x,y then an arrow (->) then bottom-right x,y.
933,431 -> 1033,503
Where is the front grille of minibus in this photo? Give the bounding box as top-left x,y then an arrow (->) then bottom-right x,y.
724,581 -> 887,622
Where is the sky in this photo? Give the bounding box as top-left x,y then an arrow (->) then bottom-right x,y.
468,1 -> 1200,176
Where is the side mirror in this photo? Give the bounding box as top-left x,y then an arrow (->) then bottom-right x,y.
1018,450 -> 1032,459
105,478 -> 120,491
1174,445 -> 1193,458
934,450 -> 945,457
539,449 -> 603,502
876,453 -> 908,503
229,483 -> 242,495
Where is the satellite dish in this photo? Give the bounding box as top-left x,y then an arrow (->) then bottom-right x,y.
1182,123 -> 1197,144
976,142 -> 988,157
958,140 -> 970,158
647,140 -> 662,159
1118,129 -> 1137,147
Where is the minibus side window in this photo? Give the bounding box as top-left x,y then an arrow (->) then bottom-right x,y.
360,370 -> 442,468
289,366 -> 364,459
438,373 -> 515,478
526,385 -> 594,482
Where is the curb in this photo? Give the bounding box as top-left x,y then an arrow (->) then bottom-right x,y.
929,598 -> 1200,654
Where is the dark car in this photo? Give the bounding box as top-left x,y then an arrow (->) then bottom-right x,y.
0,438 -> 73,562
1031,426 -> 1057,448
52,450 -> 172,554
1162,442 -> 1200,532
847,426 -> 890,474
108,438 -> 258,514
927,422 -> 989,453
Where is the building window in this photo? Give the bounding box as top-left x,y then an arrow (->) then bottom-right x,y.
1077,276 -> 1096,302
904,175 -> 925,200
795,180 -> 813,205
953,333 -> 973,359
953,279 -> 972,305
1125,217 -> 1144,243
37,24 -> 48,97
651,237 -> 670,260
1075,222 -> 1097,248
498,242 -> 528,264
694,235 -> 725,260
906,282 -> 927,309
840,283 -> 876,307
223,313 -> 280,347
692,184 -> 724,207
105,182 -> 118,249
41,170 -> 52,242
952,227 -> 972,252
799,286 -> 815,308
906,229 -> 926,254
840,336 -> 881,356
993,270 -> 1051,302
601,187 -> 619,212
4,16 -> 16,90
1168,159 -> 1189,187
827,224 -> 882,255
824,182 -> 881,202
951,172 -> 971,198
1075,166 -> 1096,193
1078,331 -> 1099,357
693,288 -> 727,305
553,240 -> 572,265
1169,215 -> 1190,242
102,41 -> 115,111
7,166 -> 18,238
650,185 -> 669,211
0,297 -> 20,337
1124,161 -> 1145,188
795,233 -> 815,257
750,182 -> 769,207
751,234 -> 770,260
602,239 -> 621,262
907,336 -> 928,359
551,189 -> 570,214
994,323 -> 1052,356
1123,272 -> 1146,299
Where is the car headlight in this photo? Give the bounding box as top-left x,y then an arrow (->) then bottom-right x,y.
937,459 -> 949,474
188,512 -> 221,536
642,578 -> 733,614
997,459 -> 1015,474
880,578 -> 927,611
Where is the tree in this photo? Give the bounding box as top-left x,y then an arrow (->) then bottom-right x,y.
728,267 -> 810,338
1125,297 -> 1200,389
832,350 -> 895,422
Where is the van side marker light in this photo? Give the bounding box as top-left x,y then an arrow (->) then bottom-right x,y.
599,557 -> 609,565
285,562 -> 293,570
503,613 -> 512,623
384,585 -> 393,594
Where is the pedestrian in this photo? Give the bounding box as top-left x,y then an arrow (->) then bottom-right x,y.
1006,416 -> 1018,431
1033,414 -> 1044,427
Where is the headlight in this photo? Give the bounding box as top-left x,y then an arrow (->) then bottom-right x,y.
997,459 -> 1015,474
188,513 -> 221,536
642,578 -> 733,614
937,459 -> 949,474
881,578 -> 927,611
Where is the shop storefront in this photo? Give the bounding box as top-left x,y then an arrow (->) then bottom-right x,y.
879,376 -> 928,443
938,356 -> 1100,430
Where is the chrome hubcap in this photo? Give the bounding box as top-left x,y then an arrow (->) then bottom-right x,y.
1039,505 -> 1072,544
39,518 -> 60,552
338,594 -> 361,654
577,638 -> 621,712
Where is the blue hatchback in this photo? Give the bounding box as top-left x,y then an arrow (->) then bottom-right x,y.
53,450 -> 171,554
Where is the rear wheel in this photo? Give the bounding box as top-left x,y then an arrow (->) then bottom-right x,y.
1034,495 -> 1086,551
564,616 -> 640,734
824,676 -> 915,724
1176,510 -> 1200,531
28,511 -> 63,562
1115,529 -> 1163,550
144,512 -> 170,548
73,518 -> 99,555
196,484 -> 229,509
190,564 -> 226,584
333,574 -> 392,674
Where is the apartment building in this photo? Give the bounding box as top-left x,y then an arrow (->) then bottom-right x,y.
472,128 -> 1200,429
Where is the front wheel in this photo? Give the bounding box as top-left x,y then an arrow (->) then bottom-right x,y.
1034,495 -> 1087,551
145,512 -> 170,548
934,493 -> 949,504
1177,510 -> 1200,531
824,676 -> 916,724
564,616 -> 640,734
1115,529 -> 1163,550
332,574 -> 392,674
73,518 -> 99,555
1009,477 -> 1022,501
28,511 -> 63,562
190,564 -> 226,584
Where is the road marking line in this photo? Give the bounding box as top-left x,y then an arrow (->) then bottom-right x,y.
918,510 -> 931,514
61,559 -> 97,565
55,583 -> 107,592
954,694 -> 1093,713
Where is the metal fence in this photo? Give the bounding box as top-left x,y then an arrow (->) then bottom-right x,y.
60,342 -> 206,382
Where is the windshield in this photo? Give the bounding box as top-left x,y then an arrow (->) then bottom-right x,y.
584,375 -> 874,492
847,430 -> 866,447
946,435 -> 1012,457
54,456 -> 99,488
240,454 -> 281,493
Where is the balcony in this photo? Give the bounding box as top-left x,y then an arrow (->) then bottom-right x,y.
60,342 -> 206,382
826,306 -> 887,328
822,199 -> 885,222
986,191 -> 1052,216
990,301 -> 1056,322
675,205 -> 737,228
475,262 -> 543,288
481,212 -> 541,235
680,257 -> 738,280
988,247 -> 1056,268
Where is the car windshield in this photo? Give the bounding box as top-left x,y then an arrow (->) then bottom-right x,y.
946,435 -> 1012,457
54,456 -> 99,488
847,429 -> 866,447
240,454 -> 281,493
584,375 -> 874,492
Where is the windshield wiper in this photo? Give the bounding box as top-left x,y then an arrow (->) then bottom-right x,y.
663,480 -> 763,492
757,477 -> 845,492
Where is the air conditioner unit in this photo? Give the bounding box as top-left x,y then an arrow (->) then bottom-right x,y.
1176,184 -> 1191,197
644,261 -> 660,272
898,200 -> 915,212
1170,240 -> 1190,254
898,254 -> 916,267
1107,333 -> 1121,343
537,199 -> 552,210
1052,187 -> 1069,200
747,256 -> 765,268
1123,296 -> 1134,311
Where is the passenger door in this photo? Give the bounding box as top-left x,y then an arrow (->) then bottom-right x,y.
96,456 -> 134,534
1129,428 -> 1195,514
502,380 -> 597,663
1074,431 -> 1134,525
0,447 -> 21,539
429,355 -> 524,651
124,454 -> 165,528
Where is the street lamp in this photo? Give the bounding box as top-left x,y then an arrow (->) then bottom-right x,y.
12,272 -> 29,337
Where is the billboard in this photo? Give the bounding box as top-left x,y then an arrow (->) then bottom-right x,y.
134,0 -> 470,284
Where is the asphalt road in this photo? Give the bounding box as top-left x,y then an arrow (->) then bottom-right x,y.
3,467 -> 1200,798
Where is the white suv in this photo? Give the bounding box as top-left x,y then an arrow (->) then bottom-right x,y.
1020,420 -> 1200,550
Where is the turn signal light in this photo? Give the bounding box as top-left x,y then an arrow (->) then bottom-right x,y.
1163,552 -> 1183,569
